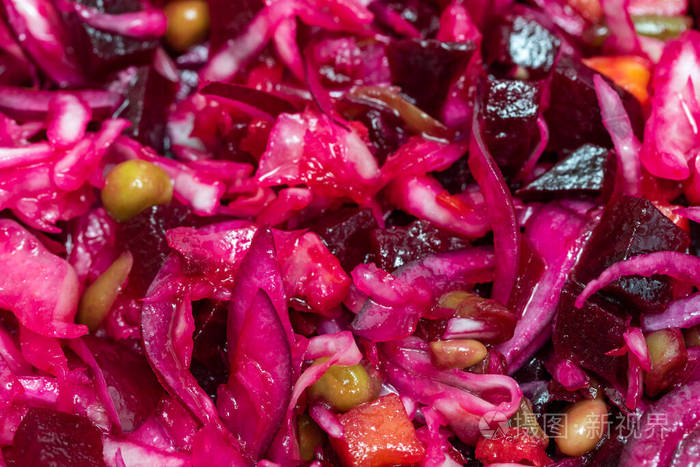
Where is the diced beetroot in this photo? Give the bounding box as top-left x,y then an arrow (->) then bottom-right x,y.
386,39 -> 476,118
310,208 -> 378,272
329,394 -> 426,467
190,300 -> 229,402
370,220 -> 471,272
475,427 -> 551,467
517,144 -> 612,200
84,335 -> 162,432
114,66 -> 178,153
61,0 -> 158,77
553,281 -> 627,385
5,408 -> 104,467
117,204 -> 202,296
644,328 -> 688,397
484,11 -> 561,79
573,196 -> 690,314
480,76 -> 542,177
544,56 -> 644,153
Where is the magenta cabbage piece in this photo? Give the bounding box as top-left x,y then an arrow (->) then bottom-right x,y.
352,248 -> 494,341
83,336 -> 162,432
220,249 -> 292,461
641,31 -> 700,180
1,0 -> 700,465
386,39 -> 476,117
0,219 -> 85,338
621,381 -> 700,466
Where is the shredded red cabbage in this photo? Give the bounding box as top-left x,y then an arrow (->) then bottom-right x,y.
1,0 -> 700,465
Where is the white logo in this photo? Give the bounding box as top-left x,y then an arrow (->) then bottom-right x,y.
478,411 -> 509,438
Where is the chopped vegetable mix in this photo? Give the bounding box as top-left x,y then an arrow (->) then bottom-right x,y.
0,0 -> 700,466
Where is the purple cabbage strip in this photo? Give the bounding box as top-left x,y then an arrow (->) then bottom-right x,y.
674,206 -> 700,223
601,0 -> 643,56
218,228 -> 292,460
269,331 -> 361,462
620,380 -> 700,466
517,115 -> 550,183
67,339 -> 122,433
624,327 -> 651,371
387,175 -> 490,239
2,0 -> 85,86
309,403 -> 344,438
545,355 -> 590,391
643,293 -> 700,331
199,82 -> 297,120
141,256 -> 229,433
497,204 -> 589,372
595,74 -> 642,197
381,337 -> 522,444
469,105 -> 520,305
46,94 -> 91,149
67,3 -> 167,38
0,143 -> 54,170
0,219 -> 86,338
0,85 -> 121,121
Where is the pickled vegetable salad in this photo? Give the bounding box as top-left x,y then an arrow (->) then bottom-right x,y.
0,0 -> 700,466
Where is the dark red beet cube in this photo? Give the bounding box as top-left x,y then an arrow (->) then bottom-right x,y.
370,220 -> 470,271
573,196 -> 690,314
114,66 -> 178,153
517,144 -> 612,200
480,76 -> 542,177
553,281 -> 627,386
484,11 -> 561,79
310,208 -> 378,272
6,408 -> 104,467
545,56 -> 644,153
507,238 -> 545,312
386,39 -> 476,118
